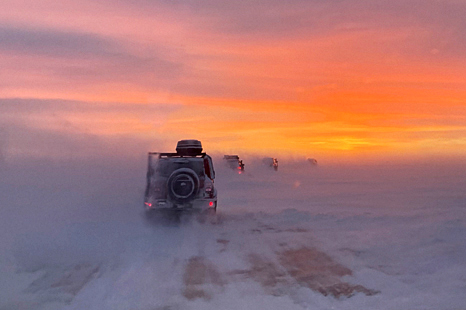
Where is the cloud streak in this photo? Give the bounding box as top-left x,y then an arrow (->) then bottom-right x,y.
0,25 -> 184,98
0,25 -> 117,58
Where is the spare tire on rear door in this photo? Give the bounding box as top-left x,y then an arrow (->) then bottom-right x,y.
167,168 -> 200,204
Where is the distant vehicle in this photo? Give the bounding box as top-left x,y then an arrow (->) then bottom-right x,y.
307,158 -> 318,165
262,157 -> 278,171
144,139 -> 217,213
223,155 -> 245,173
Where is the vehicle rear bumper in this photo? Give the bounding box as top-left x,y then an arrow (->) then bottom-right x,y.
144,198 -> 216,211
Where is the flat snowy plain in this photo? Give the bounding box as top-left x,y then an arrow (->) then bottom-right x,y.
1,155 -> 465,310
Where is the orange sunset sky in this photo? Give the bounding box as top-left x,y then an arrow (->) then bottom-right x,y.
1,0 -> 466,161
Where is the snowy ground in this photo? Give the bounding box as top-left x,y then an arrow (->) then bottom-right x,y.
1,155 -> 465,310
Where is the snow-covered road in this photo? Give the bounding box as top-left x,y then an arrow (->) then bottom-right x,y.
1,157 -> 465,309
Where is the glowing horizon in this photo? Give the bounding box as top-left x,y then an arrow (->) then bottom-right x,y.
1,0 -> 466,161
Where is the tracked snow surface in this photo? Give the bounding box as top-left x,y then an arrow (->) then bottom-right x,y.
1,156 -> 465,310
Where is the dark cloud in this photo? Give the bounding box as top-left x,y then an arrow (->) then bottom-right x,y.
0,25 -> 184,84
0,25 -> 117,58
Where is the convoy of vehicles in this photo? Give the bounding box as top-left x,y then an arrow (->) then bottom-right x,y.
143,139 -> 317,217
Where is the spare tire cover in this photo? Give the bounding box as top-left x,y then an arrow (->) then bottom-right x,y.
167,168 -> 200,203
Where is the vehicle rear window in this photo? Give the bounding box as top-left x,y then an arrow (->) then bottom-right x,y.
150,157 -> 204,177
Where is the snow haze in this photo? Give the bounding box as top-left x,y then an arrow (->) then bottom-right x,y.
1,154 -> 465,310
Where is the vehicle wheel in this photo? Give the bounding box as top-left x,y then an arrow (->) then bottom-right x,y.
167,168 -> 200,204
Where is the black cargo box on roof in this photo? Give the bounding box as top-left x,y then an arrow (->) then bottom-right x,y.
176,139 -> 203,156
223,155 -> 240,160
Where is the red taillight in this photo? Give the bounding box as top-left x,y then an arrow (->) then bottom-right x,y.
144,202 -> 152,207
209,201 -> 214,207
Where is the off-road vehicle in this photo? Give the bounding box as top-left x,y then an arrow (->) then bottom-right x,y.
223,155 -> 245,173
144,140 -> 217,212
307,158 -> 318,165
262,157 -> 278,171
